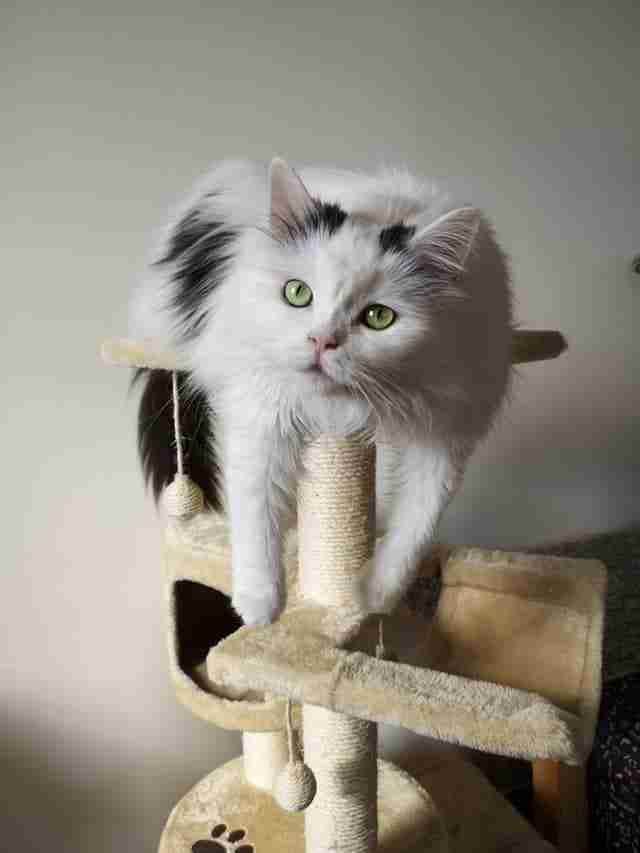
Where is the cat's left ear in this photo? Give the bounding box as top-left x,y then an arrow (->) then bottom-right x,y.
412,207 -> 482,275
269,157 -> 315,239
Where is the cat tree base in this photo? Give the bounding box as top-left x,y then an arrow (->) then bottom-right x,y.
158,753 -> 555,853
158,756 -> 446,853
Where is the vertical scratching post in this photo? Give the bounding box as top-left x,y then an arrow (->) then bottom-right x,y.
298,436 -> 378,853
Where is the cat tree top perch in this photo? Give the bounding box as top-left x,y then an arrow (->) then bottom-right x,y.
104,329 -> 605,853
103,329 -> 568,371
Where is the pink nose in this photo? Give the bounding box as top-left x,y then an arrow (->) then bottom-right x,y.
309,334 -> 338,355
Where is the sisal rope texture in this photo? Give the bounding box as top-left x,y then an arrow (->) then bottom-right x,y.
298,436 -> 378,853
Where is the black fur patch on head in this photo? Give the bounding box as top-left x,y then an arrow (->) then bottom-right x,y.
160,209 -> 211,264
156,202 -> 237,339
379,223 -> 416,253
279,199 -> 348,243
133,368 -> 222,512
309,200 -> 348,235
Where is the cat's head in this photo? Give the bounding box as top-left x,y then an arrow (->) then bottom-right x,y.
190,158 -> 511,427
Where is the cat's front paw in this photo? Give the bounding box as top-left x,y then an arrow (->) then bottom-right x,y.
357,547 -> 409,615
354,559 -> 397,615
232,585 -> 284,626
358,571 -> 401,615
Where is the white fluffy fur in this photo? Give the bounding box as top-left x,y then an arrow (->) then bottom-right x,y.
131,159 -> 513,625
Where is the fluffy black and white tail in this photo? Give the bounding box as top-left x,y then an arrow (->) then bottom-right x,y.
133,369 -> 222,512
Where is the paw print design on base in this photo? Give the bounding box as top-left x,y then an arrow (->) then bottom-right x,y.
192,823 -> 254,853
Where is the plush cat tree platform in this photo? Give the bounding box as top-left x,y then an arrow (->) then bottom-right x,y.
104,333 -> 605,853
164,511 -> 603,760
161,510 -> 603,853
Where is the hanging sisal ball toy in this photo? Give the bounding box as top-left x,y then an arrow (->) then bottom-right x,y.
164,472 -> 204,518
273,700 -> 317,812
163,372 -> 204,520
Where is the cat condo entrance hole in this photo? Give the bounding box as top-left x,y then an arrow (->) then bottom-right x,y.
173,580 -> 242,687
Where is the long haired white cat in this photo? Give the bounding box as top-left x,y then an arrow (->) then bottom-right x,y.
131,158 -> 512,626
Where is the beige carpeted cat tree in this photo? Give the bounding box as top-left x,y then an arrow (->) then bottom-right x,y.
103,329 -> 606,853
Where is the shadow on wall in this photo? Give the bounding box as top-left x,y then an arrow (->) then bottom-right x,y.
3,705 -> 240,853
4,711 -> 137,853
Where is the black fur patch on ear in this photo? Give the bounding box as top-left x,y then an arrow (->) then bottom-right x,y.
156,202 -> 237,339
133,368 -> 222,512
379,223 -> 416,253
279,199 -> 348,243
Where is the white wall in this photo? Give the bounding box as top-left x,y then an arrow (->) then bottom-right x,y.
2,2 -> 638,850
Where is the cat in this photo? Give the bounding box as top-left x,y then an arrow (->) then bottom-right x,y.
130,158 -> 513,626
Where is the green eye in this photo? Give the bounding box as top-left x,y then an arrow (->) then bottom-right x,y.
362,303 -> 396,330
283,279 -> 313,308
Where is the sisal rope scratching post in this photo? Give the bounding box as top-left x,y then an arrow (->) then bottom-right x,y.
298,436 -> 377,853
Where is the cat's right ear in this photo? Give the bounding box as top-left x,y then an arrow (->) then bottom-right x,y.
269,157 -> 315,240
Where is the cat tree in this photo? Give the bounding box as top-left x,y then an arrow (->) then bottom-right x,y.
103,329 -> 606,853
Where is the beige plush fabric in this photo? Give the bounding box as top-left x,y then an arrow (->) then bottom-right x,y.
159,753 -> 553,853
165,512 -> 300,601
206,603 -> 585,764
408,752 -> 557,853
164,513 -> 302,731
166,590 -> 288,732
159,756 -> 447,853
164,519 -> 285,730
425,548 -> 606,758
101,337 -> 184,370
163,510 -> 605,764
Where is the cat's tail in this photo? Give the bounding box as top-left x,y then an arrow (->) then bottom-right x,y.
132,369 -> 222,512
